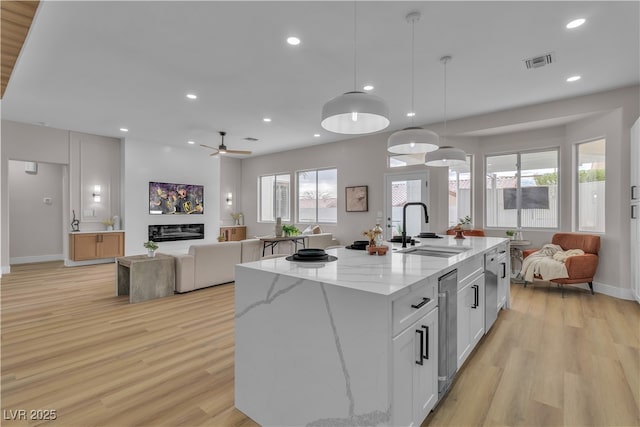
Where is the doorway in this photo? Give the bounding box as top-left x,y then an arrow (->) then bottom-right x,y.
384,171 -> 430,241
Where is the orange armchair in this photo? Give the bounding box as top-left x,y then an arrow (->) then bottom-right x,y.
445,229 -> 486,237
522,233 -> 600,295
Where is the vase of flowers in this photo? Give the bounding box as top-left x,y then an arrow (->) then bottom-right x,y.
231,212 -> 242,226
458,215 -> 472,230
101,217 -> 115,231
143,240 -> 159,257
363,227 -> 382,247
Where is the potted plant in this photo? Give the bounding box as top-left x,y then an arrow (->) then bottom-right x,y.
143,240 -> 159,257
505,230 -> 515,240
281,224 -> 300,237
458,215 -> 472,230
231,212 -> 243,226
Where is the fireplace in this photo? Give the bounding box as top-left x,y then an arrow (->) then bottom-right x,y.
148,224 -> 205,242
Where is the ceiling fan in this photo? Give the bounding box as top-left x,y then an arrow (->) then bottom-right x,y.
200,131 -> 252,156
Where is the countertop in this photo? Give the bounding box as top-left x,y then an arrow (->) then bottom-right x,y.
69,230 -> 124,234
239,235 -> 508,296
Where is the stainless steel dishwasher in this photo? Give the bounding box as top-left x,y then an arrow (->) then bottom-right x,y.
484,249 -> 499,332
438,269 -> 458,400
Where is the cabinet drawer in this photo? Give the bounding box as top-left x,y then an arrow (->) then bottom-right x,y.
457,255 -> 483,289
393,280 -> 437,336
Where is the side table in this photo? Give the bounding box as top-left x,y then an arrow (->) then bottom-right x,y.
509,240 -> 531,282
116,254 -> 175,303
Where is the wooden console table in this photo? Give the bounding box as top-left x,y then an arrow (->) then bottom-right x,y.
259,235 -> 306,256
116,254 -> 175,303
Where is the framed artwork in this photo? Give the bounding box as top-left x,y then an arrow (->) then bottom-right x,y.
149,181 -> 204,215
345,185 -> 368,212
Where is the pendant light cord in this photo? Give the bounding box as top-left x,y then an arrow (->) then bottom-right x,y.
410,16 -> 415,125
353,1 -> 357,90
441,56 -> 451,144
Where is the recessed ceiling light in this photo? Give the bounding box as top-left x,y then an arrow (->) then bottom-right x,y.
187,140 -> 195,145
263,117 -> 272,122
313,134 -> 321,137
287,36 -> 301,46
566,75 -> 581,82
120,128 -> 128,132
186,93 -> 197,99
406,112 -> 416,117
363,85 -> 374,91
566,18 -> 586,29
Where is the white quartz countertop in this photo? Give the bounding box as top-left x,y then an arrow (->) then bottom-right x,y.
69,230 -> 125,234
239,236 -> 508,296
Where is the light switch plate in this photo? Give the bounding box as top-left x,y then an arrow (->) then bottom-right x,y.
43,197 -> 53,205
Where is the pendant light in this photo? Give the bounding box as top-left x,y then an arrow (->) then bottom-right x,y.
425,56 -> 466,167
321,2 -> 390,134
387,12 -> 439,154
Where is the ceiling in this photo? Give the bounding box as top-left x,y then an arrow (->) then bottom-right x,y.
2,1 -> 638,157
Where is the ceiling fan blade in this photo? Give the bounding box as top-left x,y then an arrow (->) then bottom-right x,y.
200,144 -> 217,150
226,149 -> 252,155
209,151 -> 220,156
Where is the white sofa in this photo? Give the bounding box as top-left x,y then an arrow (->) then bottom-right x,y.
172,240 -> 261,293
305,233 -> 340,249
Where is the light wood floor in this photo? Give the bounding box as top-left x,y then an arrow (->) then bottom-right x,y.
1,262 -> 638,427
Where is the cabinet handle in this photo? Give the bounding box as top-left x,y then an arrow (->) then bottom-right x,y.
633,205 -> 638,220
632,185 -> 638,200
421,325 -> 429,360
411,297 -> 430,309
471,285 -> 479,309
415,329 -> 424,365
501,263 -> 507,279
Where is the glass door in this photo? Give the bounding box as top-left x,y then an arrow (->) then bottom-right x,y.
384,172 -> 429,241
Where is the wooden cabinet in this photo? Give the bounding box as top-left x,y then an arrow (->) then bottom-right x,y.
70,232 -> 125,261
393,307 -> 439,427
220,226 -> 246,241
457,273 -> 485,369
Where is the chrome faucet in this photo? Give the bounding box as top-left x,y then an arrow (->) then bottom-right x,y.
402,202 -> 429,248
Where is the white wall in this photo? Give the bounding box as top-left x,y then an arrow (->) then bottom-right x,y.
220,156 -> 242,227
238,85 -> 640,298
1,120 -> 70,273
122,138 -> 220,255
8,161 -> 64,263
1,120 -> 122,272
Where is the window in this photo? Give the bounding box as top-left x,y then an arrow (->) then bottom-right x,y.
448,155 -> 473,227
485,149 -> 559,229
577,139 -> 605,232
259,174 -> 290,222
297,168 -> 337,223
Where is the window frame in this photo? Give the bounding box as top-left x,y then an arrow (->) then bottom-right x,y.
257,173 -> 291,223
296,167 -> 338,224
575,138 -> 606,234
448,154 -> 474,228
484,148 -> 560,231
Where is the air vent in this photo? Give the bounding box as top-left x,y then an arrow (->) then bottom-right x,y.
244,137 -> 258,142
524,52 -> 554,69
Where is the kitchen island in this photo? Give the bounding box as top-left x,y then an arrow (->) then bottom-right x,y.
235,236 -> 509,426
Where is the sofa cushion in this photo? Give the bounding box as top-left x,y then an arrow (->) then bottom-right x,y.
241,239 -> 262,263
189,242 -> 241,289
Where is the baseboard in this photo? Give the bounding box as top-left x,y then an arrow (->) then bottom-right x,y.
519,280 -> 635,301
1,265 -> 10,276
64,258 -> 116,267
591,281 -> 635,300
10,254 -> 65,265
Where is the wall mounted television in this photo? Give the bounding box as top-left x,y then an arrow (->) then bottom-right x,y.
503,187 -> 549,210
149,181 -> 204,215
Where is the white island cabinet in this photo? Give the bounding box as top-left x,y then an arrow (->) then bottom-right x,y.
235,236 -> 509,426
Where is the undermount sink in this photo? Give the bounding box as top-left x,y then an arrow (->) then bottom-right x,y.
398,245 -> 471,258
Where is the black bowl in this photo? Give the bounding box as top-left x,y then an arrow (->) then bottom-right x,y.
296,248 -> 326,257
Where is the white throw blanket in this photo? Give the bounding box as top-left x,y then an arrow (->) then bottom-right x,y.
519,244 -> 585,282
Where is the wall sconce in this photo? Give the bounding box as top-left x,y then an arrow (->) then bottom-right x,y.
226,192 -> 233,206
92,185 -> 101,203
